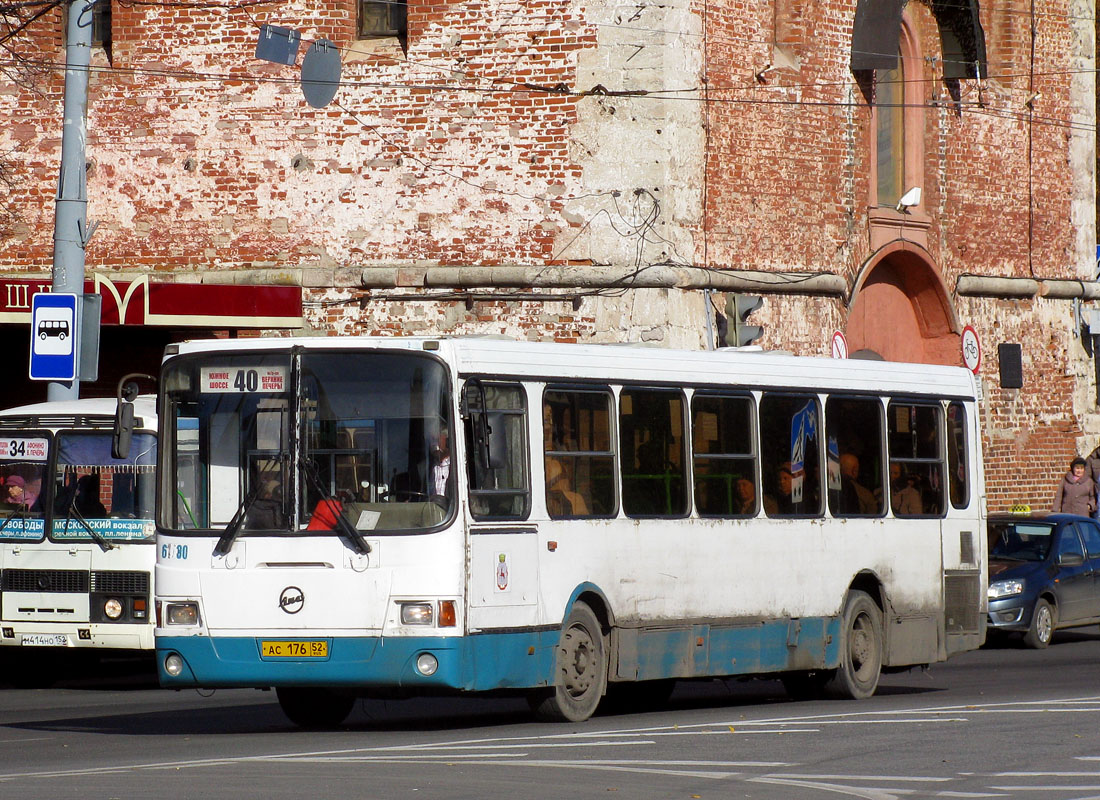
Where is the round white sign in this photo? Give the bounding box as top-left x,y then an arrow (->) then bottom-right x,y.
961,325 -> 981,373
831,330 -> 848,359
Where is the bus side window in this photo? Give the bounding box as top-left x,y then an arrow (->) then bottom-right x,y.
620,388 -> 688,518
888,403 -> 944,517
543,389 -> 615,518
825,397 -> 885,517
759,393 -> 822,517
947,402 -> 969,509
463,382 -> 530,520
692,393 -> 756,517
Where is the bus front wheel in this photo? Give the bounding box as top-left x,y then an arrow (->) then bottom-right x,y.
276,687 -> 355,728
824,590 -> 883,700
530,601 -> 607,722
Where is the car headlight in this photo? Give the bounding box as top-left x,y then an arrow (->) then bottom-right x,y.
104,598 -> 124,620
165,602 -> 200,626
988,579 -> 1025,600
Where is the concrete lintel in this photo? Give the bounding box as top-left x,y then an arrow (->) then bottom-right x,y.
360,265 -> 847,296
956,274 -> 1100,300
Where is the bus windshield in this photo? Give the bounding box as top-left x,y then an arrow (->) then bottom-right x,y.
0,434 -> 50,540
52,432 -> 157,542
162,349 -> 454,536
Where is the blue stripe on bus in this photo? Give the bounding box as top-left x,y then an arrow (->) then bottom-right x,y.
158,615 -> 842,690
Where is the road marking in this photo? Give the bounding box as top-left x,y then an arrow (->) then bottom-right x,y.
753,775 -> 917,799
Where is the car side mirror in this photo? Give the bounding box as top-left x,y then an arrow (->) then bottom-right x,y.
1058,551 -> 1085,567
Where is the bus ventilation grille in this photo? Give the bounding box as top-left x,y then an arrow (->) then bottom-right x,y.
2,569 -> 90,593
91,571 -> 150,594
943,572 -> 981,634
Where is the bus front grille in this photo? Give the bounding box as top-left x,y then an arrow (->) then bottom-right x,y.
91,571 -> 150,594
1,569 -> 90,593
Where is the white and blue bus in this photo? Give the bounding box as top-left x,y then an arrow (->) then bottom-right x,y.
0,396 -> 157,684
154,337 -> 986,725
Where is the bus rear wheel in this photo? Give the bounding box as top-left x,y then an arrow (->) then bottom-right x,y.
824,590 -> 883,700
276,687 -> 356,728
530,601 -> 607,722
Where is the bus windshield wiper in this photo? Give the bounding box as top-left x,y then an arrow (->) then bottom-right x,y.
213,457 -> 287,556
303,459 -> 370,555
213,483 -> 261,557
59,494 -> 115,552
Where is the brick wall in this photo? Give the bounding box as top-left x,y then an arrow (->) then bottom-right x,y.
0,0 -> 1094,511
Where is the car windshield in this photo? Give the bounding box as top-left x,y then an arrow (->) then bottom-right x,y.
988,521 -> 1054,561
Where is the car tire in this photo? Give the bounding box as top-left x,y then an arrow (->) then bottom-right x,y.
1023,598 -> 1055,649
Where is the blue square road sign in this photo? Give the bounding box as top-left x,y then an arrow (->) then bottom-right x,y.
30,293 -> 78,381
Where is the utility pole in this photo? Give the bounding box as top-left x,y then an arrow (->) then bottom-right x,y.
49,0 -> 93,401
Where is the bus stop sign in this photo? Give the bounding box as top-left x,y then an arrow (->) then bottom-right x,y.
29,293 -> 78,381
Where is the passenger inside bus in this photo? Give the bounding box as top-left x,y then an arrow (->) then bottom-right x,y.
764,462 -> 794,515
247,478 -> 285,529
546,459 -> 588,517
839,453 -> 878,515
4,475 -> 26,507
430,429 -> 451,501
735,477 -> 757,515
74,474 -> 107,518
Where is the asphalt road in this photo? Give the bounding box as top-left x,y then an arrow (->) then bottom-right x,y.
1,630 -> 1099,799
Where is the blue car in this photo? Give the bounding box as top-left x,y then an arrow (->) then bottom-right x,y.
987,512 -> 1100,648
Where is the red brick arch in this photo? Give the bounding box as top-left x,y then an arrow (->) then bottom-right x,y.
846,243 -> 961,366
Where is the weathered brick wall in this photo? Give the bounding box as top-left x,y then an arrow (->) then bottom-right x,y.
0,0 -> 1094,510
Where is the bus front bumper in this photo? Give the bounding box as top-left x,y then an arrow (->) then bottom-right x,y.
157,631 -> 558,692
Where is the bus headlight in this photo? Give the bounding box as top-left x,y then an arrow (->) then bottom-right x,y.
400,603 -> 434,625
164,653 -> 184,677
988,579 -> 1024,600
416,653 -> 439,676
165,602 -> 200,626
104,598 -> 124,620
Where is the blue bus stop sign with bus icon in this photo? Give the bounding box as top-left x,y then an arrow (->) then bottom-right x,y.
30,293 -> 78,381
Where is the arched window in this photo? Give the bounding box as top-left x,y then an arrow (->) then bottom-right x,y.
869,17 -> 922,212
875,47 -> 905,207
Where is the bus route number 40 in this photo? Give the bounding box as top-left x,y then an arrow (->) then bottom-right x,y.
200,366 -> 287,394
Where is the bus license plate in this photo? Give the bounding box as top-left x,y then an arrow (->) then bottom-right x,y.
261,640 -> 328,658
21,634 -> 68,647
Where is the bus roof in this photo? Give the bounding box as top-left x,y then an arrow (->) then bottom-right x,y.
167,337 -> 978,400
0,395 -> 157,430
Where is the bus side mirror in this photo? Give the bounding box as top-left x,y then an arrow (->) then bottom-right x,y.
112,373 -> 155,460
113,402 -> 134,460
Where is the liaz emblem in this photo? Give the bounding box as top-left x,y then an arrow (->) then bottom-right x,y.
279,586 -> 304,614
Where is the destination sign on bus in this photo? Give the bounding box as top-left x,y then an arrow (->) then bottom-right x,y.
53,519 -> 155,541
200,366 -> 287,394
0,437 -> 48,462
0,518 -> 45,540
